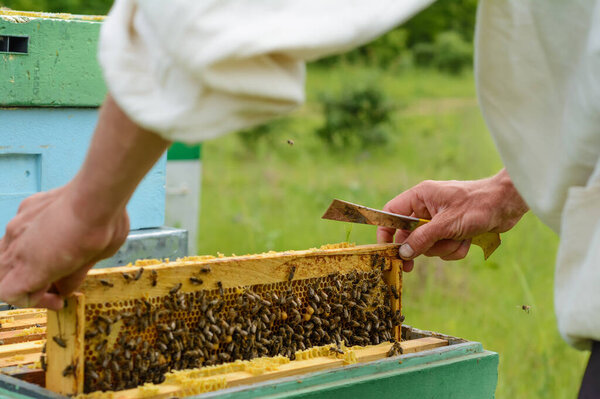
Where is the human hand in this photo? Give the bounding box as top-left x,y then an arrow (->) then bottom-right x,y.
0,185 -> 129,310
377,169 -> 528,272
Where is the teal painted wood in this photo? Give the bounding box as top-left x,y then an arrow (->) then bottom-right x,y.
200,343 -> 499,399
0,13 -> 106,107
0,108 -> 166,233
0,372 -> 65,399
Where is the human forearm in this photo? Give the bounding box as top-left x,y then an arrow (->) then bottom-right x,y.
69,95 -> 171,225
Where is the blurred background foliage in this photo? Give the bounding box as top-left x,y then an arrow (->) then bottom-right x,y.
1,0 -> 476,75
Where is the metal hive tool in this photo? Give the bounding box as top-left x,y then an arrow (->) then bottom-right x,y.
44,243 -> 403,396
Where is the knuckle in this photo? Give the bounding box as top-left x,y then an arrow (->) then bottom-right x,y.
4,220 -> 19,239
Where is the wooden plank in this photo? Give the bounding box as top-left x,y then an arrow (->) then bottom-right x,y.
0,340 -> 44,358
382,258 -> 402,340
0,309 -> 46,322
46,293 -> 85,395
110,338 -> 447,399
0,330 -> 45,345
80,244 -> 401,304
0,317 -> 46,333
0,352 -> 42,368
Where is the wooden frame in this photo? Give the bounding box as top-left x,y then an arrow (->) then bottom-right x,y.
44,244 -> 403,395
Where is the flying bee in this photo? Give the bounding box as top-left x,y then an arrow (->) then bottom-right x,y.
519,305 -> 532,314
134,267 -> 144,281
169,283 -> 182,295
288,265 -> 296,281
189,276 -> 203,285
99,279 -> 113,288
52,336 -> 67,348
287,139 -> 294,146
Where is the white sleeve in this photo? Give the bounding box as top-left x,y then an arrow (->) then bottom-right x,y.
98,0 -> 433,143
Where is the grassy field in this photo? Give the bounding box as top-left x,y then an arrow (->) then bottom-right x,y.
197,64 -> 588,398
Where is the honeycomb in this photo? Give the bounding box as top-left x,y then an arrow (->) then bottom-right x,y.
82,269 -> 402,393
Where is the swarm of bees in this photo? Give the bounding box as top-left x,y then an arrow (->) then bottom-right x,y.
81,268 -> 403,393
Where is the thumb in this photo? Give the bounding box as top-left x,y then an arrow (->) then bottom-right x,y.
399,219 -> 450,260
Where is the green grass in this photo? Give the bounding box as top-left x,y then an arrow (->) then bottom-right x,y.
197,64 -> 588,398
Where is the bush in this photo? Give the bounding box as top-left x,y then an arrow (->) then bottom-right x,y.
431,31 -> 473,74
316,87 -> 392,150
413,42 -> 437,68
413,31 -> 472,74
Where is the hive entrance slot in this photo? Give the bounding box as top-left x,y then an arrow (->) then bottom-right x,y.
0,35 -> 29,54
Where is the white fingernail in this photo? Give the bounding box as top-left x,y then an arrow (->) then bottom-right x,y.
399,244 -> 415,260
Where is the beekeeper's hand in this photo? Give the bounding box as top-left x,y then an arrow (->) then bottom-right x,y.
377,169 -> 529,272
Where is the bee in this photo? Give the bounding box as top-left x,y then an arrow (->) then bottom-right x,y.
387,341 -> 403,357
62,363 -> 75,377
334,279 -> 342,290
122,272 -> 132,282
134,267 -> 144,281
389,285 -> 399,300
97,314 -> 112,325
217,281 -> 224,297
52,336 -> 67,348
157,342 -> 168,352
520,305 -> 532,314
111,360 -> 120,373
200,265 -> 212,273
206,309 -> 215,324
87,369 -> 99,381
329,345 -> 344,355
99,279 -> 113,288
371,254 -> 381,269
150,269 -> 158,286
85,329 -> 98,339
95,339 -> 107,352
260,313 -> 270,324
288,265 -> 296,281
169,283 -> 182,295
287,139 -> 294,146
189,276 -> 203,285
40,355 -> 46,371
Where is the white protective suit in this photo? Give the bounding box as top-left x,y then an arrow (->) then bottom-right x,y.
99,0 -> 600,349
